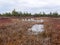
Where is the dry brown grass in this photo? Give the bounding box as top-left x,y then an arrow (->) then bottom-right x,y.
0,17 -> 60,45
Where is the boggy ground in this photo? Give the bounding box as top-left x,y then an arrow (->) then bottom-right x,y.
0,17 -> 60,45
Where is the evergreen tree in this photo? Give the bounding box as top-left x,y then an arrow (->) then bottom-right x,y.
2,12 -> 11,16
53,12 -> 58,17
12,9 -> 19,16
43,12 -> 46,16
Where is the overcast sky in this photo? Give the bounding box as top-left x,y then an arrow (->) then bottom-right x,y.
0,0 -> 60,14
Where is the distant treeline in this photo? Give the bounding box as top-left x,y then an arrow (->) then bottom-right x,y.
0,9 -> 60,17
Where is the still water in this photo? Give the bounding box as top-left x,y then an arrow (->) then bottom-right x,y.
28,24 -> 44,35
22,18 -> 44,22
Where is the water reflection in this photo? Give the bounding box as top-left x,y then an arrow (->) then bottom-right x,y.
22,18 -> 44,22
28,24 -> 44,35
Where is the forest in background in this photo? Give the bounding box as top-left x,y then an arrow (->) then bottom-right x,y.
0,9 -> 60,17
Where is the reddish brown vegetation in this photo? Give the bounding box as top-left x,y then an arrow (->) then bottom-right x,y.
49,19 -> 60,45
0,18 -> 12,23
0,17 -> 60,45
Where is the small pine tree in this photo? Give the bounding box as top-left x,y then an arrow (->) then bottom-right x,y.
12,9 -> 19,16
43,12 -> 46,16
2,12 -> 11,16
53,12 -> 58,17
